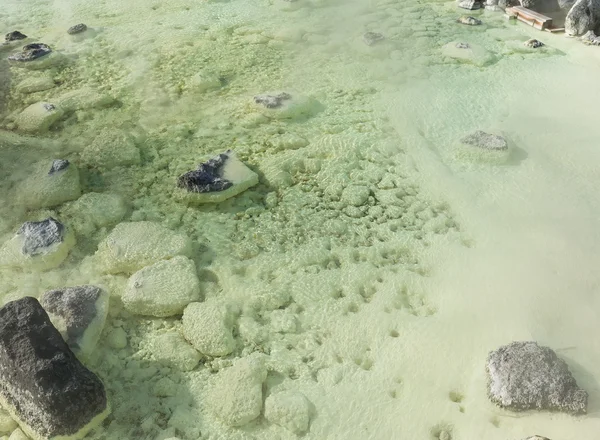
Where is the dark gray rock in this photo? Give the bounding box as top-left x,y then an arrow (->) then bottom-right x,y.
67,23 -> 88,35
565,0 -> 600,35
5,31 -> 27,42
0,297 -> 109,439
177,150 -> 234,193
456,42 -> 471,49
582,30 -> 600,44
17,218 -> 65,256
458,0 -> 482,9
39,285 -> 105,353
48,159 -> 70,175
524,38 -> 545,47
486,341 -> 588,414
363,32 -> 385,46
8,43 -> 52,62
523,437 -> 551,440
460,131 -> 508,150
254,92 -> 292,109
458,15 -> 483,25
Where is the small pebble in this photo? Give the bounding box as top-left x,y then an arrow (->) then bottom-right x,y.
457,16 -> 482,25
456,42 -> 470,49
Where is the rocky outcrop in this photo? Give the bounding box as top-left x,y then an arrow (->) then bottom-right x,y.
0,297 -> 109,440
5,31 -> 27,42
486,341 -> 588,414
565,0 -> 600,35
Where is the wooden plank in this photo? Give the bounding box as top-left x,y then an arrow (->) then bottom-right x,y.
511,6 -> 552,22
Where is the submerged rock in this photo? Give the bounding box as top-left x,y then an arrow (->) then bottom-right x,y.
456,42 -> 471,49
176,150 -> 259,204
16,159 -> 81,209
18,218 -> 64,256
458,0 -> 482,9
524,38 -> 544,48
565,0 -> 600,36
363,32 -> 385,46
252,91 -> 320,120
178,152 -> 234,193
209,355 -> 267,426
16,76 -> 55,94
0,297 -> 110,440
254,92 -> 292,109
461,130 -> 508,150
486,341 -> 588,414
0,218 -> 76,271
81,128 -> 140,169
523,437 -> 551,440
95,221 -> 192,274
39,285 -> 109,358
443,42 -> 495,66
8,43 -> 51,62
5,31 -> 27,42
458,16 -> 482,25
67,24 -> 88,35
65,192 -> 128,230
124,256 -> 201,317
14,101 -> 64,133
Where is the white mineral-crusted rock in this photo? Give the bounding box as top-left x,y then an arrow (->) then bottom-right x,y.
80,128 -> 141,169
16,159 -> 81,210
14,102 -> 64,133
0,408 -> 17,434
149,331 -> 201,371
209,355 -> 267,427
264,391 -> 311,434
186,70 -> 221,93
16,77 -> 55,94
54,87 -> 115,112
341,185 -> 370,206
176,150 -> 259,204
64,192 -> 128,229
106,327 -> 127,349
442,42 -> 495,66
95,221 -> 192,274
454,130 -> 510,163
0,218 -> 76,271
123,256 -> 201,317
8,428 -> 28,440
252,91 -> 321,120
0,297 -> 110,440
486,341 -> 588,414
565,0 -> 600,36
182,300 -> 235,356
39,285 -> 109,359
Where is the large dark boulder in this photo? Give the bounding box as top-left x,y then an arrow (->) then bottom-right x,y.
486,341 -> 588,414
566,0 -> 600,35
0,297 -> 109,439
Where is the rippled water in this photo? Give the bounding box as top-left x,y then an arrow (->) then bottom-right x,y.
1,0 -> 600,439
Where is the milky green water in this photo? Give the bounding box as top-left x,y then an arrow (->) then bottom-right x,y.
1,0 -> 600,439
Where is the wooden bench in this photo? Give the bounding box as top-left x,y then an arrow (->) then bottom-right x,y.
506,6 -> 553,30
